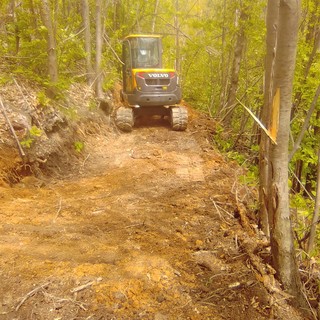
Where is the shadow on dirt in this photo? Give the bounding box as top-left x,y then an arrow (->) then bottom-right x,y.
134,115 -> 172,129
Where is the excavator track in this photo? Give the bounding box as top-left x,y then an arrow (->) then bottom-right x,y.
170,106 -> 188,131
115,107 -> 134,132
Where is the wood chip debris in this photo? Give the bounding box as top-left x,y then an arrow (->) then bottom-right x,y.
70,277 -> 102,293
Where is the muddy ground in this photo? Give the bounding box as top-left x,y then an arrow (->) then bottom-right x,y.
0,84 -> 308,319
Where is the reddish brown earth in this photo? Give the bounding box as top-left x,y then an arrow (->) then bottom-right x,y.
0,86 -> 307,319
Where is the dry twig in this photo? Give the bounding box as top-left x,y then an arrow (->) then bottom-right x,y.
16,282 -> 50,311
0,96 -> 26,160
43,292 -> 88,311
71,277 -> 102,294
210,197 -> 232,226
82,153 -> 91,168
53,198 -> 62,222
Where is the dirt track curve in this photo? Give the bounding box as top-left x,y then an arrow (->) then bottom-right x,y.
0,113 -> 301,319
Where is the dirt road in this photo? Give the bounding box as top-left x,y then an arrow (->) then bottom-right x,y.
0,114 -> 297,319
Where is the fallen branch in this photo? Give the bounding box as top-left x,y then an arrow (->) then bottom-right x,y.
210,197 -> 232,226
237,234 -> 291,298
103,34 -> 124,65
235,202 -> 255,236
237,98 -> 277,145
16,282 -> 50,311
0,96 -> 26,160
11,77 -> 32,110
82,153 -> 90,168
11,77 -> 47,135
43,292 -> 88,311
70,277 -> 102,293
71,281 -> 95,293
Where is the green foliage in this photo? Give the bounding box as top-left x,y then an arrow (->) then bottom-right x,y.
290,193 -> 314,240
20,138 -> 34,149
29,126 -> 42,137
227,150 -> 246,165
74,141 -> 84,153
289,0 -> 320,177
0,76 -> 11,86
20,126 -> 42,148
291,193 -> 313,213
89,100 -> 97,111
61,106 -> 79,121
37,91 -> 50,107
239,166 -> 259,188
0,0 -> 267,120
212,124 -> 230,151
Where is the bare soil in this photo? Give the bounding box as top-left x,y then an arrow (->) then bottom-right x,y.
0,85 -> 307,319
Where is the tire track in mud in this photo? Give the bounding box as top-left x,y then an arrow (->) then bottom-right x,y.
175,154 -> 205,182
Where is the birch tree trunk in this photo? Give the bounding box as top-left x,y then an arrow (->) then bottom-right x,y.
267,0 -> 304,302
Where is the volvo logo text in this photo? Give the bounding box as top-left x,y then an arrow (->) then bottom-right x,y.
148,73 -> 169,78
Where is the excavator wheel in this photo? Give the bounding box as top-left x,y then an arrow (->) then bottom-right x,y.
170,106 -> 188,131
115,107 -> 134,132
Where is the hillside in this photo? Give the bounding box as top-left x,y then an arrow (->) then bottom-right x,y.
0,83 -> 308,319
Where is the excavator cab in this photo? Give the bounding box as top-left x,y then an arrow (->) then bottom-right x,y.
116,34 -> 188,132
128,36 -> 161,68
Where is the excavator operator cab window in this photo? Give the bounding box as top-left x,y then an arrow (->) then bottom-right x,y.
130,37 -> 162,69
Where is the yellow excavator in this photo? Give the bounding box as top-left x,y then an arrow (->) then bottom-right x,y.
115,34 -> 188,131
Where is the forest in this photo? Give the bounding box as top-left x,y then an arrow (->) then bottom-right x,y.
0,0 -> 320,318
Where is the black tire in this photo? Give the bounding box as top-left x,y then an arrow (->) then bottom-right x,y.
170,106 -> 188,131
115,107 -> 134,132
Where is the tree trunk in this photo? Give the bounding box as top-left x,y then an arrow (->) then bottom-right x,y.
40,0 -> 58,84
307,148 -> 320,254
289,85 -> 320,161
221,5 -> 248,126
28,0 -> 39,39
259,0 -> 280,237
113,0 -> 122,31
151,0 -> 160,33
95,0 -> 103,98
304,164 -> 316,197
292,3 -> 320,116
218,0 -> 228,115
304,110 -> 320,198
10,0 -> 20,55
81,0 -> 94,85
267,0 -> 304,302
174,0 -> 180,75
291,159 -> 303,193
